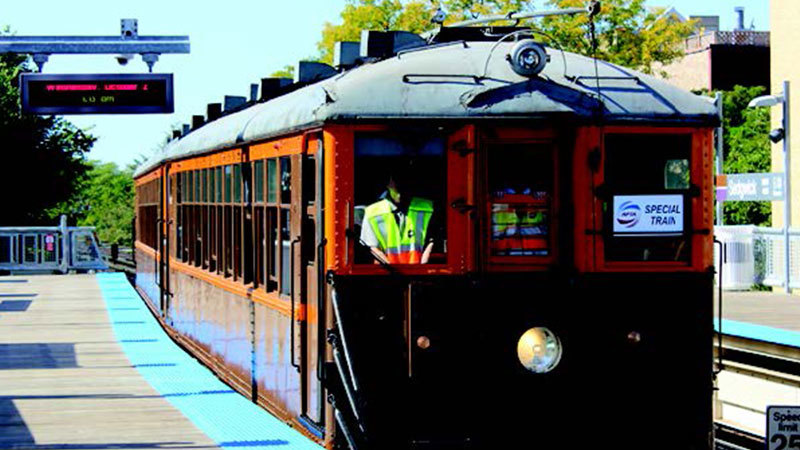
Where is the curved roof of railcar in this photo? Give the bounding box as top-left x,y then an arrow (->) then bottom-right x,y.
135,40 -> 717,177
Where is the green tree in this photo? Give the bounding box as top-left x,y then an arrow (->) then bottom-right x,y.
51,161 -> 135,246
0,38 -> 94,226
717,85 -> 772,226
316,0 -> 697,73
540,0 -> 696,74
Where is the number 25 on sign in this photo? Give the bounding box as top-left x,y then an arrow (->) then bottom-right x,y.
768,406 -> 800,450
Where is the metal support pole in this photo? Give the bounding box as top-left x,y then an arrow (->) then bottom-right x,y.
59,215 -> 68,274
715,92 -> 724,226
783,80 -> 792,293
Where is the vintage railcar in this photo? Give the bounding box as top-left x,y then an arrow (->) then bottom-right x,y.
134,23 -> 718,450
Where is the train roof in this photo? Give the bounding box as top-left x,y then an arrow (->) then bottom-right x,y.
135,39 -> 718,178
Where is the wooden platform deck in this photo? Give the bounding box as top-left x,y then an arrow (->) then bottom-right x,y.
0,274 -> 219,450
719,290 -> 800,333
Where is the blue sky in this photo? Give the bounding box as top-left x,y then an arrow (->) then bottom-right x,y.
2,0 -> 769,168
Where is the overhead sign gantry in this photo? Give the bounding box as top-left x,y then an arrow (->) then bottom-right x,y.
0,19 -> 189,115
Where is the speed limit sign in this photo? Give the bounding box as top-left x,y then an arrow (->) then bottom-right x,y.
768,406 -> 800,450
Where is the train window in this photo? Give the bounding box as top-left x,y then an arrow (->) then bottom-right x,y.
267,207 -> 278,290
234,164 -> 242,203
195,170 -> 201,203
353,132 -> 447,265
304,155 -> 316,206
209,168 -> 215,204
225,205 -> 233,277
603,134 -> 692,262
268,159 -> 277,203
202,169 -> 208,203
202,204 -> 209,269
209,205 -> 217,272
488,144 -> 553,258
234,206 -> 242,279
280,208 -> 291,296
187,171 -> 194,202
254,208 -> 265,288
280,157 -> 291,204
255,160 -> 264,203
216,167 -> 223,202
224,165 -> 232,203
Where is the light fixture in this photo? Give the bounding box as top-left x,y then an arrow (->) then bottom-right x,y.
516,327 -> 563,373
507,40 -> 549,77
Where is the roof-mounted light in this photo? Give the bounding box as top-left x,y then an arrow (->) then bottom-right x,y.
507,40 -> 549,77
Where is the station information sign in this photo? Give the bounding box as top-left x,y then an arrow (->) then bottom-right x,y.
20,73 -> 174,114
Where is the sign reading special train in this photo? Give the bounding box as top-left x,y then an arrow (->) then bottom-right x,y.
20,73 -> 174,114
613,194 -> 684,235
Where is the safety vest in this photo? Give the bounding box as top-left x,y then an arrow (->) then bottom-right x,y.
491,204 -> 548,255
364,197 -> 433,264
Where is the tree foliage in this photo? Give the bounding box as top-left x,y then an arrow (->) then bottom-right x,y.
717,85 -> 772,226
316,0 -> 697,73
0,37 -> 94,226
49,161 -> 135,246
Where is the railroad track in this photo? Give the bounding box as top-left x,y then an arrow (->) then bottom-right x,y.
713,332 -> 800,449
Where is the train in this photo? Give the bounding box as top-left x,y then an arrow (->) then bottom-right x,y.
134,15 -> 718,450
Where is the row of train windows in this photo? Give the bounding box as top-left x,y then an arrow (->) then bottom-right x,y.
177,158 -> 292,205
174,156 -> 304,296
175,204 -> 292,296
137,179 -> 160,251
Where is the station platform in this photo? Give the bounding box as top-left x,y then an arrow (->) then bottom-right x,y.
0,273 -> 322,450
717,290 -> 800,348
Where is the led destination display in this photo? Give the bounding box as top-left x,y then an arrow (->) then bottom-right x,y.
21,73 -> 174,114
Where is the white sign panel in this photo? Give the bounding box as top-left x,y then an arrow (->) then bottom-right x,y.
727,173 -> 785,201
768,406 -> 800,450
613,195 -> 684,234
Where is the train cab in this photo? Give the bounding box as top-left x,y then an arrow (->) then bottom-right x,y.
134,25 -> 718,450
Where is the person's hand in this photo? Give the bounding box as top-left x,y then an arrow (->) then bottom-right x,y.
420,242 -> 434,264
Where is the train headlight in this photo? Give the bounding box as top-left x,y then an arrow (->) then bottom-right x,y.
507,40 -> 548,77
516,327 -> 562,373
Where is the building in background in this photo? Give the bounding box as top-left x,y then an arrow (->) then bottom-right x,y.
657,7 -> 769,92
770,0 -> 800,233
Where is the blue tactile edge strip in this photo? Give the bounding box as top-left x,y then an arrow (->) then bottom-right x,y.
95,273 -> 323,450
715,318 -> 800,349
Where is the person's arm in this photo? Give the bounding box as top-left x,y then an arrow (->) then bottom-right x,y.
370,247 -> 391,265
420,241 -> 434,264
360,214 -> 390,264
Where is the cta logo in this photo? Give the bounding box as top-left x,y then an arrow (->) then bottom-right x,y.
616,201 -> 641,228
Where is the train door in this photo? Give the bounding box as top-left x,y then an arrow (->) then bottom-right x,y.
162,167 -> 173,320
156,172 -> 165,317
295,135 -> 325,434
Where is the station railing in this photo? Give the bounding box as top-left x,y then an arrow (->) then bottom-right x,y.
0,216 -> 107,273
716,225 -> 800,290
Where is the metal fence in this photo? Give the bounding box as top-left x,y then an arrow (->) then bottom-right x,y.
715,225 -> 800,290
0,216 -> 107,273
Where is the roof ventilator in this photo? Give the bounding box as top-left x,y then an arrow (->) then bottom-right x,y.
359,30 -> 426,60
181,123 -> 190,137
260,77 -> 293,102
295,61 -> 338,84
224,95 -> 247,112
207,103 -> 222,121
191,115 -> 204,130
334,41 -> 360,69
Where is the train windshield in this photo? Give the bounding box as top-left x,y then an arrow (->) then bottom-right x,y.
487,143 -> 554,258
353,132 -> 447,265
603,134 -> 692,262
